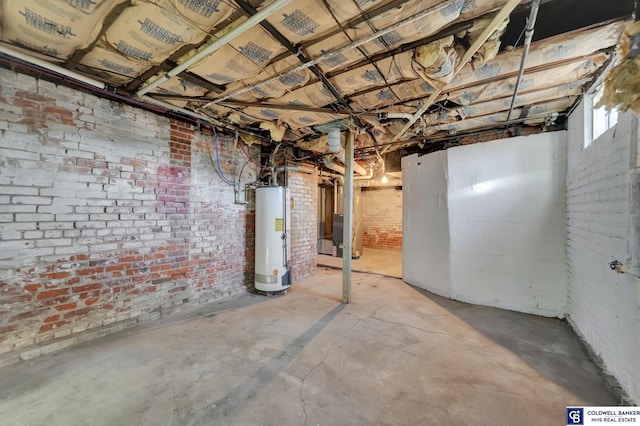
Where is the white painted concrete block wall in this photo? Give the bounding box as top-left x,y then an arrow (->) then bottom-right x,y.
402,133 -> 568,317
402,151 -> 451,296
566,105 -> 640,403
448,133 -> 568,316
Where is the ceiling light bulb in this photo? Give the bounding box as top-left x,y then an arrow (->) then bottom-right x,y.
381,175 -> 388,183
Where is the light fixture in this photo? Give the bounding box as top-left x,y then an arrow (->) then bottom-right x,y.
381,175 -> 388,184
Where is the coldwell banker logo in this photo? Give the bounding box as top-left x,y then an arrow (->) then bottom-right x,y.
567,407 -> 584,425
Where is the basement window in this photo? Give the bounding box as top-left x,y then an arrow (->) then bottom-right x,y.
584,84 -> 618,148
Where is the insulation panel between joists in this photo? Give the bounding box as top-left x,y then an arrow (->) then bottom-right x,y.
0,0 -> 122,59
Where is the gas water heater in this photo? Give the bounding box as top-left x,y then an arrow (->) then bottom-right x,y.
255,186 -> 291,292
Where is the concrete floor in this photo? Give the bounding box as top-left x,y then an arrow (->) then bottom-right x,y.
0,268 -> 615,426
318,247 -> 402,278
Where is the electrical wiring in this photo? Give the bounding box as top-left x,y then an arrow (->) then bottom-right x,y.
211,126 -> 238,186
238,139 -> 262,166
237,152 -> 269,186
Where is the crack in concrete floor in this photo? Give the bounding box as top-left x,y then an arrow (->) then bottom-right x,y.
0,269 -> 618,425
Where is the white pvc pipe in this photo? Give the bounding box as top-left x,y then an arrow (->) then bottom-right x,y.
327,128 -> 341,153
275,164 -> 315,174
141,95 -> 265,138
353,166 -> 374,180
140,94 -> 213,121
137,0 -> 293,97
387,112 -> 414,120
0,43 -> 106,89
0,43 -> 263,138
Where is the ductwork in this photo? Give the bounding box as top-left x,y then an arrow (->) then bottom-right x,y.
323,148 -> 384,181
334,151 -> 369,176
355,149 -> 384,181
323,156 -> 345,175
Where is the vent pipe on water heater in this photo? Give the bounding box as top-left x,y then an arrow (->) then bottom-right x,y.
327,128 -> 341,153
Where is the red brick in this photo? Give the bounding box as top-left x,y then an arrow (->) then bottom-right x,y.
72,283 -> 102,293
77,290 -> 100,300
39,324 -> 54,333
40,271 -> 71,280
44,314 -> 61,323
9,309 -> 46,322
121,158 -> 145,167
76,267 -> 104,276
120,255 -> 143,263
24,284 -> 41,292
0,325 -> 18,335
37,288 -> 69,300
64,308 -> 91,319
84,298 -> 99,307
39,320 -> 70,334
106,263 -> 131,272
55,302 -> 77,311
39,296 -> 70,307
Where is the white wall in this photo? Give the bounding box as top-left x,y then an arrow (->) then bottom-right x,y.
448,133 -> 568,316
566,105 -> 640,403
402,151 -> 451,296
402,133 -> 568,317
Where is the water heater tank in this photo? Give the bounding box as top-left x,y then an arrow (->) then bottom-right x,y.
255,186 -> 291,292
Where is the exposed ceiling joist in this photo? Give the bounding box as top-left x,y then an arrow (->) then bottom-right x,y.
387,0 -> 523,148
0,0 -> 631,155
66,1 -> 132,71
232,0 -> 352,113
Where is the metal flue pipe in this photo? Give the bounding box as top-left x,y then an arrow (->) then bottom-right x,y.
506,0 -> 542,122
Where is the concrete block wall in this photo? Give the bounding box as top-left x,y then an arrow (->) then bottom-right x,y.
402,151 -> 451,296
361,187 -> 402,250
403,132 -> 568,317
566,104 -> 640,403
0,68 -> 257,356
447,133 -> 568,316
288,170 -> 318,280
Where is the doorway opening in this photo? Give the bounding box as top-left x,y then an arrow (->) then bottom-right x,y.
317,176 -> 402,278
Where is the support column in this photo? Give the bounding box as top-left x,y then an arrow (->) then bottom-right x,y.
342,130 -> 354,303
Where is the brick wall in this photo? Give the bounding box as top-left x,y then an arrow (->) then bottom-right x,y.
566,104 -> 640,403
0,68 -> 257,357
288,170 -> 318,280
361,187 -> 402,250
